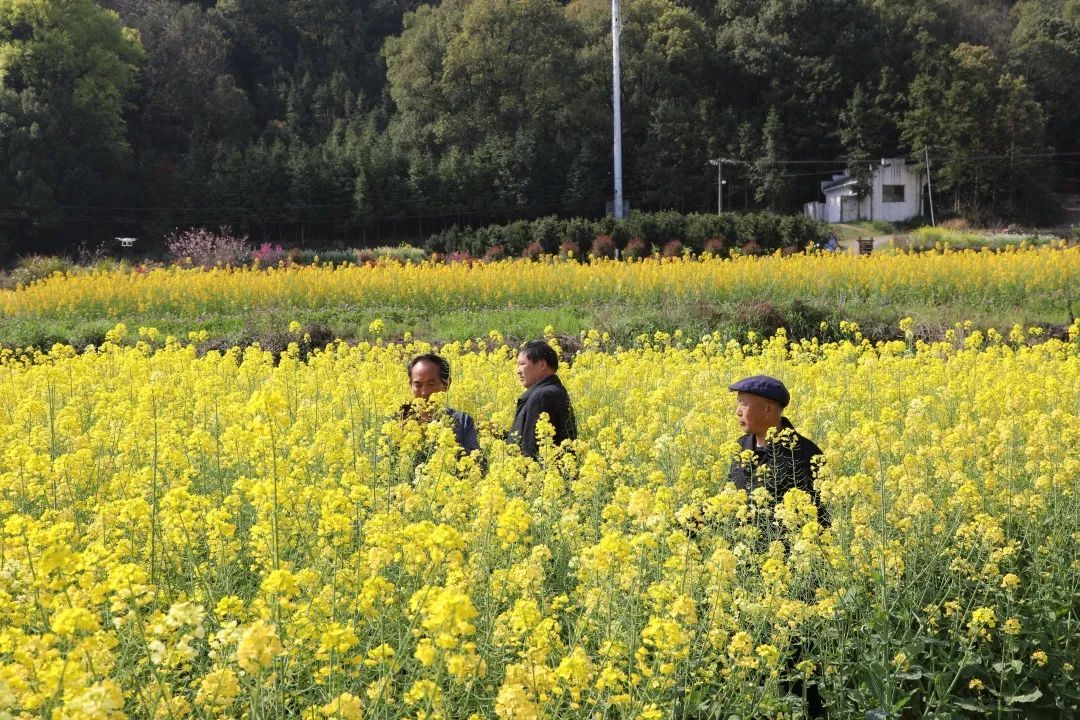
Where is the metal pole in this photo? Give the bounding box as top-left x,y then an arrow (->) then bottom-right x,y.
924,146 -> 936,226
718,160 -> 723,214
612,0 -> 624,219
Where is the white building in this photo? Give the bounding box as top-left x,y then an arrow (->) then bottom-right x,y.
804,158 -> 926,223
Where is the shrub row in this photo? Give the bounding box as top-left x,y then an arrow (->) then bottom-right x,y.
424,210 -> 827,257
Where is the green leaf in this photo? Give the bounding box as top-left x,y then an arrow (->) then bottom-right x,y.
992,659 -> 1024,674
1006,688 -> 1044,704
955,699 -> 991,712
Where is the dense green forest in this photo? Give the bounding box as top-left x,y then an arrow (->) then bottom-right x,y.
1,0 -> 1078,254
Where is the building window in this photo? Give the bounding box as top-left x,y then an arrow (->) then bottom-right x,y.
882,185 -> 905,203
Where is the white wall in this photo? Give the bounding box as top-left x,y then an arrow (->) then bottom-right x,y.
817,160 -> 923,223
869,160 -> 923,222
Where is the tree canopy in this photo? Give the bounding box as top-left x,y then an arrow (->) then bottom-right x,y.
2,0 -> 1078,254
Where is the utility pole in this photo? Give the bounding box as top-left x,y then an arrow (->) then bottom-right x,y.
924,146 -> 936,226
612,0 -> 625,219
609,0 -> 626,218
709,157 -> 740,214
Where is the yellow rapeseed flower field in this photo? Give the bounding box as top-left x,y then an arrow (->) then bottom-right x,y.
1,320 -> 1078,718
1,246 -> 1076,320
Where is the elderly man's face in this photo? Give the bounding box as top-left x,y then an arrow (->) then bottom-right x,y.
735,391 -> 780,438
410,360 -> 448,400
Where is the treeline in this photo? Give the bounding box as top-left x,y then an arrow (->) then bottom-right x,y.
1,0 -> 1078,256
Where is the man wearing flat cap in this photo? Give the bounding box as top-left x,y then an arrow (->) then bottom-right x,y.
729,375 -> 827,719
728,375 -> 823,513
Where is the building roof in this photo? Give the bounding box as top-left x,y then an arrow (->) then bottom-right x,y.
821,174 -> 854,192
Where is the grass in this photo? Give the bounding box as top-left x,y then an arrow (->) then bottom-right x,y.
830,221 -> 898,243
1,297 -> 1072,354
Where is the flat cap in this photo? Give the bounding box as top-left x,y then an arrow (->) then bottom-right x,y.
728,375 -> 790,408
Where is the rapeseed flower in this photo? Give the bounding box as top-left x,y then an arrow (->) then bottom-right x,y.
0,312 -> 1076,717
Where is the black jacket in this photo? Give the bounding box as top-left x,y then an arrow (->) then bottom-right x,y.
729,417 -> 823,512
398,403 -> 480,453
509,375 -> 577,459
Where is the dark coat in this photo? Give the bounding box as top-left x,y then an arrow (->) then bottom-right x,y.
447,408 -> 480,453
399,402 -> 480,453
509,375 -> 577,459
729,417 -> 825,521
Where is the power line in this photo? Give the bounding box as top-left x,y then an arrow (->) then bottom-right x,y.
745,151 -> 1080,165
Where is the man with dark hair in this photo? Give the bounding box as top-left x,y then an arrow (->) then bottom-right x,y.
509,340 -> 577,459
403,353 -> 480,453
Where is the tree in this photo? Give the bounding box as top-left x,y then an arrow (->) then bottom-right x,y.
135,1 -> 253,153
752,107 -> 791,211
0,0 -> 143,245
901,43 -> 1051,221
384,0 -> 582,216
1009,2 -> 1080,159
383,0 -> 469,150
838,85 -> 886,203
571,0 -> 715,210
715,0 -> 880,162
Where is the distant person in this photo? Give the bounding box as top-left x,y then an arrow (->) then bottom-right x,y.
509,340 -> 577,459
728,375 -> 824,517
402,353 -> 480,453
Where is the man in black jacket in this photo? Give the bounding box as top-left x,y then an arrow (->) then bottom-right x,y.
509,340 -> 577,459
402,353 -> 480,453
729,375 -> 827,719
728,375 -> 822,505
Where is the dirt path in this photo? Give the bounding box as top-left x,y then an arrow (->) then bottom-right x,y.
833,224 -> 899,253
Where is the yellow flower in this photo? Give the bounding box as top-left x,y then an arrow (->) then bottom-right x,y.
59,680 -> 126,719
320,692 -> 363,720
404,679 -> 442,706
50,607 -> 100,637
364,644 -> 396,667
414,638 -> 437,667
639,703 -> 664,720
727,632 -> 753,657
2,252 -> 1080,719
755,644 -> 781,667
969,607 -> 997,630
261,569 -> 299,597
196,668 -> 240,710
236,620 -> 284,674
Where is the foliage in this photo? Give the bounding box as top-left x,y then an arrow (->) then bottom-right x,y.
661,239 -> 684,257
251,243 -> 290,266
165,227 -> 251,267
4,244 -> 1076,327
0,0 -> 143,235
427,211 -> 826,257
590,235 -> 617,259
904,226 -> 1059,250
1,0 -> 1078,250
901,43 -> 1051,223
1,255 -> 76,289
